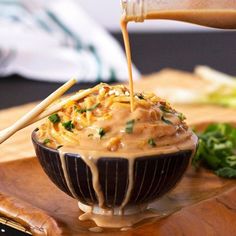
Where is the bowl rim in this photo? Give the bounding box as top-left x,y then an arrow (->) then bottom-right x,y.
32,129 -> 60,154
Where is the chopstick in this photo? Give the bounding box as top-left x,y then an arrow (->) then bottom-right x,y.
26,88 -> 94,126
26,83 -> 102,127
0,78 -> 77,145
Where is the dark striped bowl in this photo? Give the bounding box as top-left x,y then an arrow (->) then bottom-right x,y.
32,130 -> 195,208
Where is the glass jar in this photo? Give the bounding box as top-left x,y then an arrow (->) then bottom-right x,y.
121,0 -> 236,29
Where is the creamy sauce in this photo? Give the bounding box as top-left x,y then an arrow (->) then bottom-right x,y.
78,201 -> 159,228
79,209 -> 158,229
59,151 -> 78,199
121,9 -> 236,117
120,158 -> 134,212
89,227 -> 103,233
80,155 -> 104,208
53,132 -> 197,229
120,227 -> 132,231
59,149 -> 105,208
145,10 -> 236,29
123,9 -> 236,29
120,18 -> 135,112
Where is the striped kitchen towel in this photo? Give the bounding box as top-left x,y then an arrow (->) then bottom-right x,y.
0,0 -> 140,82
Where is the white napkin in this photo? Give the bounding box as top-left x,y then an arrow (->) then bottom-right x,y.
0,0 -> 140,82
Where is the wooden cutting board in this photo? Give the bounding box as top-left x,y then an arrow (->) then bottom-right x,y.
0,157 -> 236,236
0,69 -> 236,235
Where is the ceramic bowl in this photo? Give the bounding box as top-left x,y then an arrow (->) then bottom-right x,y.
32,130 -> 195,208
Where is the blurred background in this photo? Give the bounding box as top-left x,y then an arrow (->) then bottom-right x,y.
0,0 -> 236,109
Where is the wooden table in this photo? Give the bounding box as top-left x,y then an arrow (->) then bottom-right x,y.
0,69 -> 236,235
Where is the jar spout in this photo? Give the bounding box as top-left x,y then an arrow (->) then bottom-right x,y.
120,0 -> 145,22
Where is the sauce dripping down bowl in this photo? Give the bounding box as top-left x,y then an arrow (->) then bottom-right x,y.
32,130 -> 196,210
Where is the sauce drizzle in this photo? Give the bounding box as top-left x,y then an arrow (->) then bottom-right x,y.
121,16 -> 135,112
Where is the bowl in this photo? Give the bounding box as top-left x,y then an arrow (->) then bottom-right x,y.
32,130 -> 196,210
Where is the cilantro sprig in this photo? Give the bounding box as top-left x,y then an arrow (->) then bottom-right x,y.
192,123 -> 236,178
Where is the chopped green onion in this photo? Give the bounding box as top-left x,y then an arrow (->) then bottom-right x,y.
62,121 -> 75,132
98,128 -> 105,138
148,138 -> 156,147
192,123 -> 236,178
161,116 -> 173,125
178,113 -> 186,121
87,103 -> 100,112
136,93 -> 144,100
48,114 -> 60,124
76,108 -> 87,114
76,103 -> 100,113
159,105 -> 173,114
43,139 -> 51,145
57,145 -> 63,149
125,119 -> 135,134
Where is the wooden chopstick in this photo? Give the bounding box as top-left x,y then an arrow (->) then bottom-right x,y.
25,82 -> 103,128
29,88 -> 93,125
0,78 -> 77,145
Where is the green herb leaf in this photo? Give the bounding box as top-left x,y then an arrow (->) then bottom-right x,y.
178,113 -> 186,121
192,123 -> 236,179
88,133 -> 94,137
62,121 -> 75,132
161,116 -> 173,125
76,108 -> 87,114
48,114 -> 60,124
43,139 -> 51,145
76,103 -> 100,113
148,138 -> 156,147
98,128 -> 105,138
87,103 -> 100,112
125,119 -> 135,134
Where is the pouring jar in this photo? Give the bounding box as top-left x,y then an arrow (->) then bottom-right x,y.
121,0 -> 236,29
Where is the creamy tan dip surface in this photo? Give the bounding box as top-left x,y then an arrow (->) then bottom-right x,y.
37,83 -> 193,155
